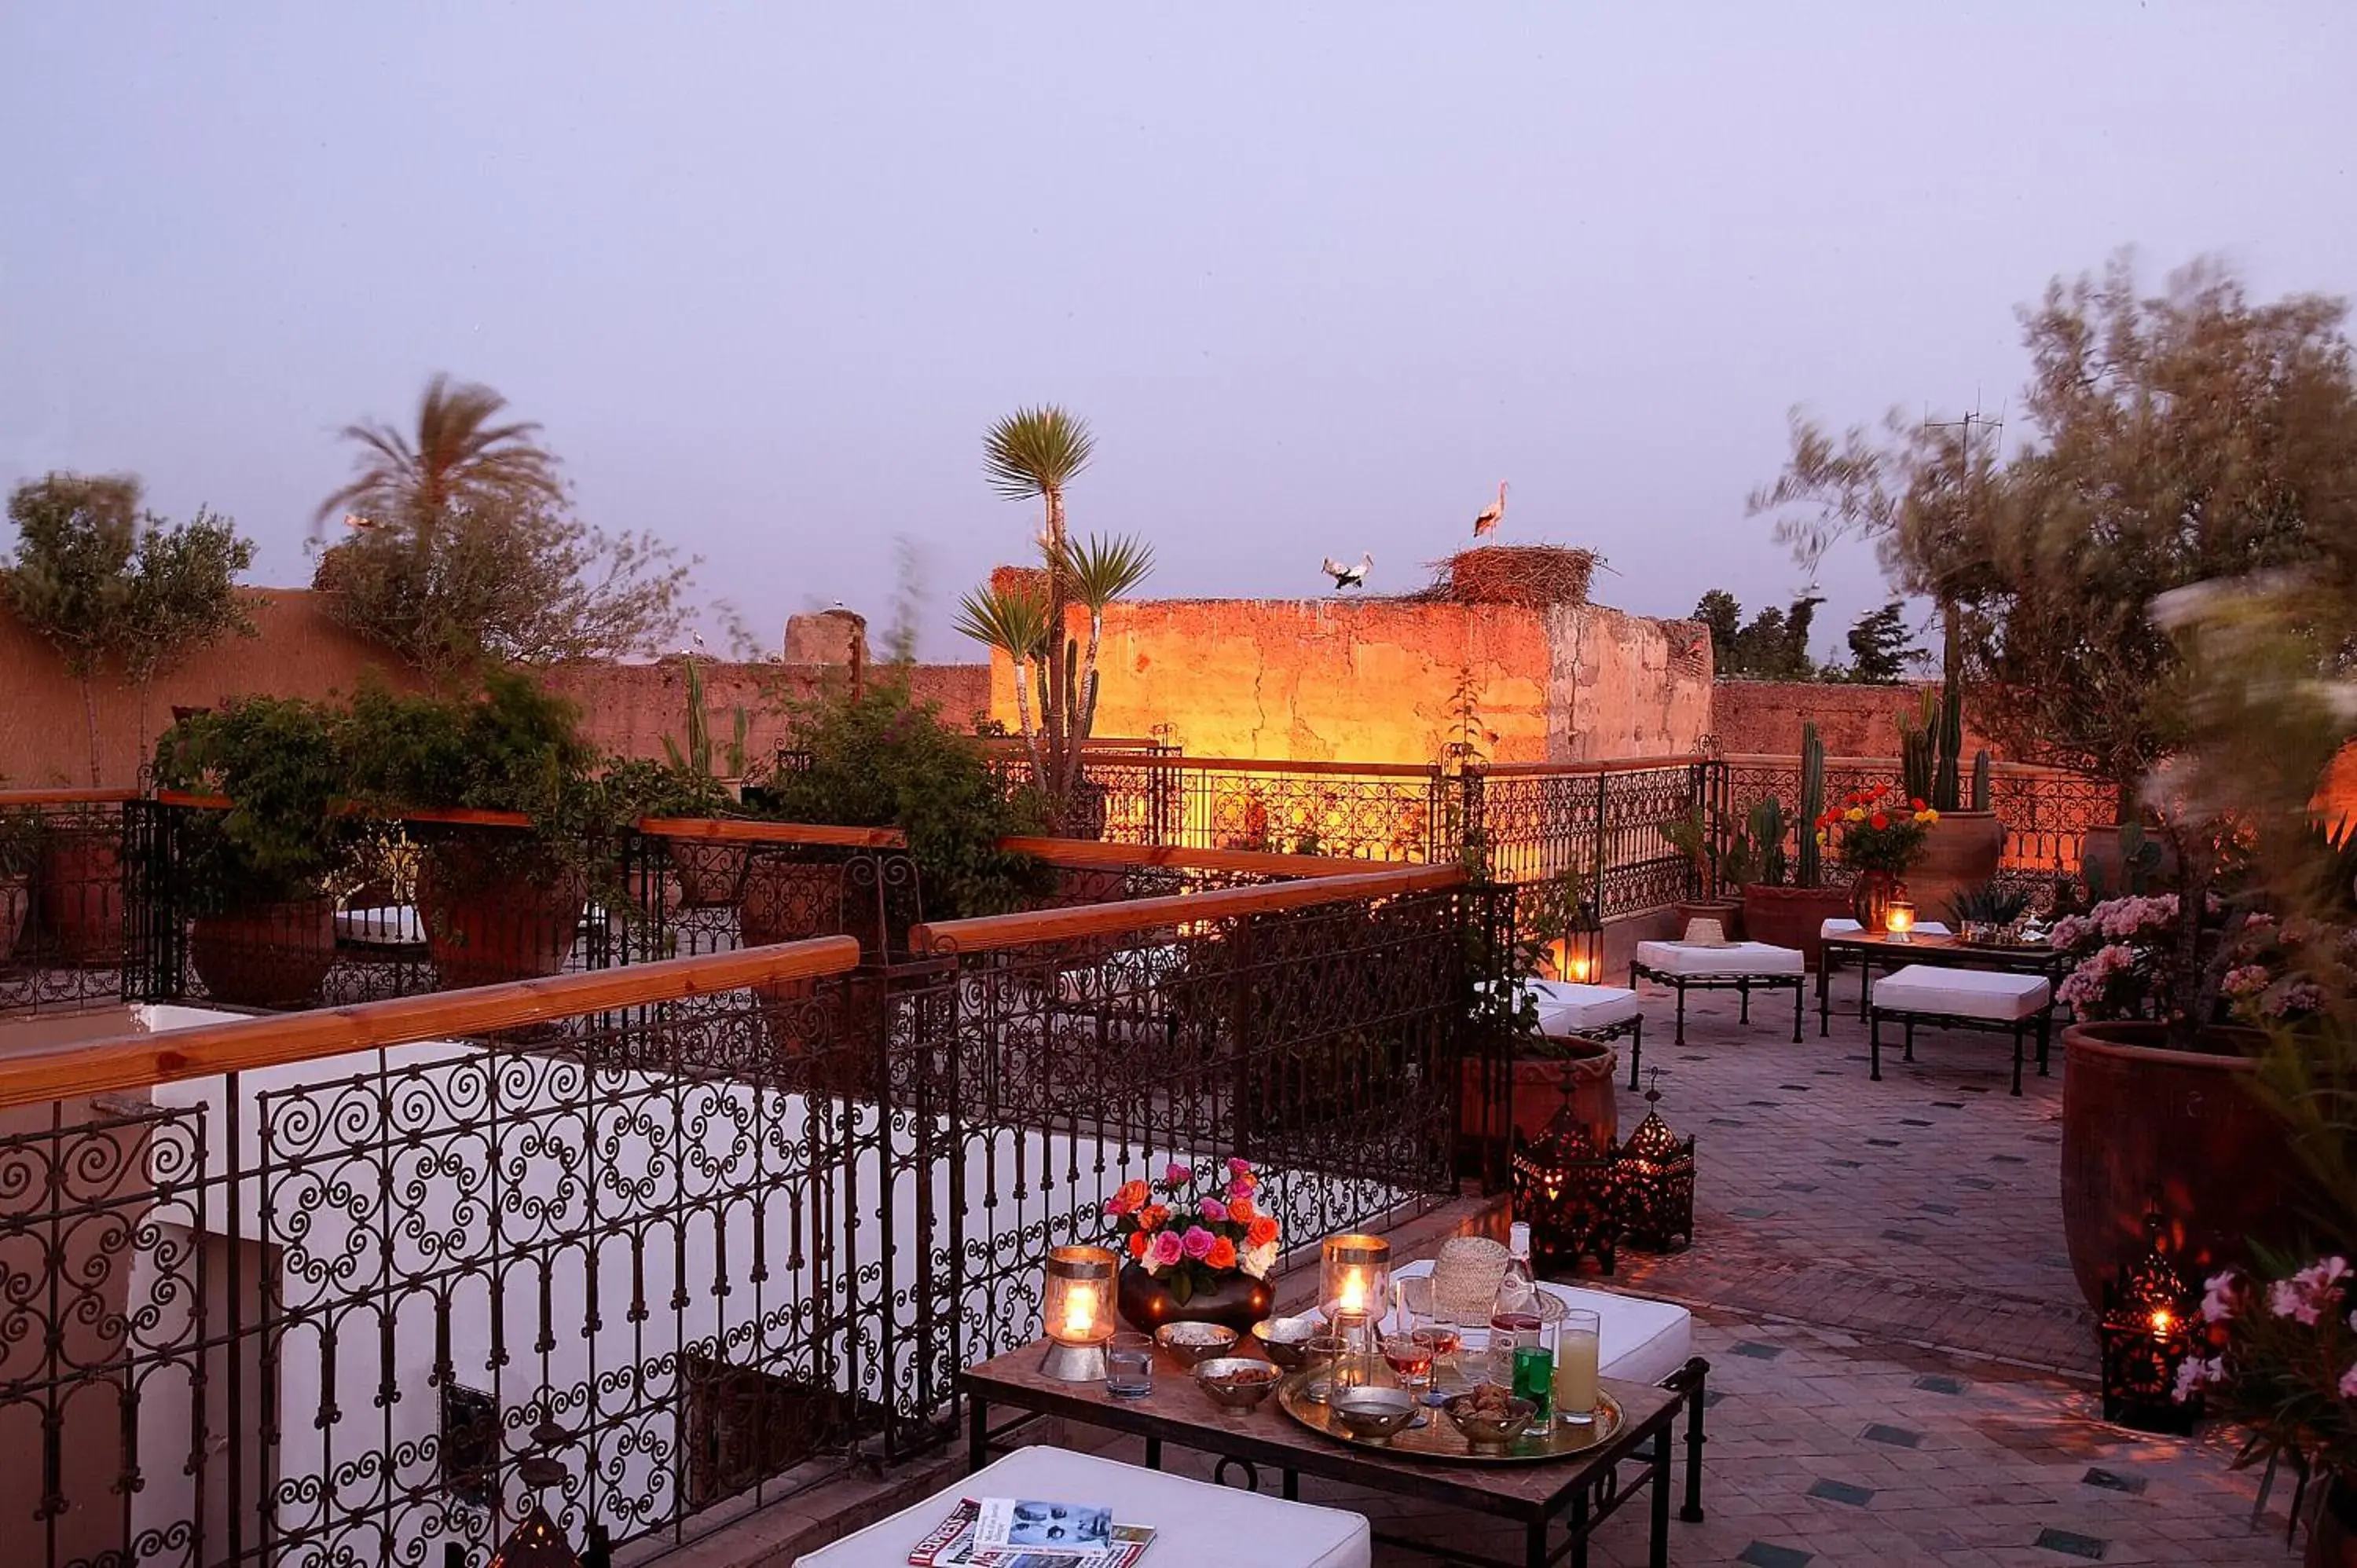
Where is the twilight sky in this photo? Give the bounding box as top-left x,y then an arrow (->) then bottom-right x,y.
4,3 -> 2353,663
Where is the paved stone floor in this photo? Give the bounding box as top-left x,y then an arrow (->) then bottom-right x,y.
1091,981 -> 2297,1565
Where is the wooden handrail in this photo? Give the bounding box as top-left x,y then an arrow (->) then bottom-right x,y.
909,863 -> 1464,954
1717,753 -> 2099,781
0,936 -> 862,1112
1475,755 -> 1701,779
1001,837 -> 1386,877
0,788 -> 140,808
637,818 -> 908,848
1151,757 -> 1442,778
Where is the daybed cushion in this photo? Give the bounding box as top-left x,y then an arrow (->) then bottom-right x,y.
1821,917 -> 1952,938
1633,940 -> 1805,978
1525,979 -> 1642,1035
797,1442 -> 1371,1567
1391,1259 -> 1692,1387
1874,964 -> 2051,1020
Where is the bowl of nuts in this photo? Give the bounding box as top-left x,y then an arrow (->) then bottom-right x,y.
1194,1357 -> 1283,1415
1250,1315 -> 1321,1372
1443,1386 -> 1538,1452
1155,1321 -> 1239,1368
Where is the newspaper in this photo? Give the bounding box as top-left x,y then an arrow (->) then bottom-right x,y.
908,1498 -> 1155,1567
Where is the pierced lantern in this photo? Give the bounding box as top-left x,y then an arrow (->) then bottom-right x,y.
1040,1244 -> 1118,1381
489,1505 -> 582,1568
1510,1075 -> 1618,1274
2099,1203 -> 2199,1434
1320,1233 -> 1392,1337
1884,893 -> 1916,940
1614,1071 -> 1696,1255
1544,907 -> 1605,985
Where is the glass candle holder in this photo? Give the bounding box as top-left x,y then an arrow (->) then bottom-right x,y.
1320,1233 -> 1391,1336
1885,896 -> 1915,941
1040,1244 -> 1118,1381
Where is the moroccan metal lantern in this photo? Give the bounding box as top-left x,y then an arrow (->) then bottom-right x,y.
1039,1244 -> 1119,1381
1614,1072 -> 1696,1255
1510,1075 -> 1618,1274
1544,906 -> 1605,985
2099,1203 -> 2200,1434
488,1505 -> 582,1568
1320,1233 -> 1392,1337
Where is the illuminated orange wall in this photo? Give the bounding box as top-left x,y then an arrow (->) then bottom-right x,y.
988,596 -> 1712,764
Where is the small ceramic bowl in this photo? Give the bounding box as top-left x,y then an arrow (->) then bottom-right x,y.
1330,1387 -> 1420,1445
1156,1321 -> 1239,1368
1443,1392 -> 1538,1452
1251,1315 -> 1321,1372
1194,1356 -> 1283,1415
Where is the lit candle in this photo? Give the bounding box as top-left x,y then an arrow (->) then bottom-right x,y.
1886,899 -> 1915,940
1062,1282 -> 1098,1340
1337,1270 -> 1368,1319
2150,1306 -> 2173,1339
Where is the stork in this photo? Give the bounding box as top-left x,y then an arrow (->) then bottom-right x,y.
1472,481 -> 1508,537
1321,552 -> 1373,590
342,512 -> 382,532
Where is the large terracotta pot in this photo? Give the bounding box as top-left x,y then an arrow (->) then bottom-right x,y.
1115,1262 -> 1275,1335
2079,824 -> 2179,896
1672,897 -> 1743,942
36,828 -> 123,966
2060,1021 -> 2308,1314
2311,1475 -> 2357,1568
189,898 -> 337,1009
0,875 -> 27,965
672,843 -> 750,907
416,847 -> 586,988
1461,1040 -> 1619,1156
1740,885 -> 1850,968
1905,811 -> 2004,926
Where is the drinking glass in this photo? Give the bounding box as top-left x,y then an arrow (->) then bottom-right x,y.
1303,1332 -> 1351,1405
1510,1318 -> 1556,1432
1410,1324 -> 1463,1405
1554,1308 -> 1601,1427
1105,1332 -> 1155,1400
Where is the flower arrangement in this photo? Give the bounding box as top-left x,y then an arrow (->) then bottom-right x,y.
2176,1252 -> 2357,1481
1105,1158 -> 1281,1304
2051,897 -> 2333,1026
1814,784 -> 1937,875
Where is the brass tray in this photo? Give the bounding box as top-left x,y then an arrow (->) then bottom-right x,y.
1276,1369 -> 1624,1464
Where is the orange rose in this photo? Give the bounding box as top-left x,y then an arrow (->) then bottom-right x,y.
1247,1215 -> 1279,1248
1115,1179 -> 1150,1213
1138,1204 -> 1170,1232
1227,1195 -> 1256,1224
1206,1237 -> 1238,1271
1127,1229 -> 1150,1259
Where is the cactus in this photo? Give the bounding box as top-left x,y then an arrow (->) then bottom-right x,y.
1747,796 -> 1790,887
1797,721 -> 1826,888
1970,748 -> 1992,813
1898,690 -> 1937,807
662,658 -> 751,781
1933,676 -> 1964,812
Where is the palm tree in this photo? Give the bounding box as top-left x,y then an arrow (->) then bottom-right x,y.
954,579 -> 1052,786
313,374 -> 564,534
1060,533 -> 1154,756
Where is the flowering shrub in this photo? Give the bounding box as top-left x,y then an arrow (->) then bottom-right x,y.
1814,784 -> 1937,875
2052,896 -> 2332,1025
1105,1157 -> 1281,1303
2176,1252 -> 2357,1478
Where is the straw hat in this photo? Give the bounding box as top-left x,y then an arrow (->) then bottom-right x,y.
1429,1236 -> 1510,1322
1679,916 -> 1736,947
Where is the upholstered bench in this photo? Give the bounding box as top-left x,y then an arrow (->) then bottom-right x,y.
798,1442 -> 1371,1566
1868,964 -> 2055,1095
1629,940 -> 1805,1045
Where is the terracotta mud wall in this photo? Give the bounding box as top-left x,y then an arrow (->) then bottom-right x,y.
1707,680 -> 1996,759
988,596 -> 1713,764
0,590 -> 987,786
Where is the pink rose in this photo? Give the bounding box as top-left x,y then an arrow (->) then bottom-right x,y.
1149,1231 -> 1184,1269
1227,1157 -> 1254,1178
1164,1163 -> 1193,1187
1180,1225 -> 1216,1261
1199,1198 -> 1229,1224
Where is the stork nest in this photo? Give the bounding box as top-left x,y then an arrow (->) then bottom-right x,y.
1415,544 -> 1599,607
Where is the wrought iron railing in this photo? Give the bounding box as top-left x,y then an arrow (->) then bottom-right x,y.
0,790 -> 143,1016
0,860 -> 1472,1568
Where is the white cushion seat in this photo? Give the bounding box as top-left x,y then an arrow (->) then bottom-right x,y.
1873,964 -> 2051,1020
1525,978 -> 1641,1035
1390,1260 -> 1693,1385
1633,940 -> 1805,977
1820,917 -> 1952,938
797,1442 -> 1370,1567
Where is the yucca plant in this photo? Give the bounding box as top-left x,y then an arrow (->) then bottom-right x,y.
961,406 -> 1155,824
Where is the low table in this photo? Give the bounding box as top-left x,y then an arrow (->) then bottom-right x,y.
801,1442 -> 1371,1566
963,1338 -> 1699,1568
1817,929 -> 2074,1035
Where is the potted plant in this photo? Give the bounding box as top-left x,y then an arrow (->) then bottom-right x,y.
1814,782 -> 1937,933
1946,880 -> 2032,945
1899,690 -> 2006,918
1739,725 -> 1851,965
152,698 -> 350,1008
602,756 -> 732,918
1459,877 -> 1620,1169
1659,805 -> 1743,939
340,671 -> 605,988
0,799 -> 38,965
1107,1158 -> 1282,1334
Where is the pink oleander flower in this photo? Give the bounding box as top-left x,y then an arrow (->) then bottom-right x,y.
2201,1270 -> 2239,1324
1149,1230 -> 1184,1269
2343,1361 -> 2357,1401
1179,1225 -> 1216,1261
1199,1198 -> 1229,1225
2049,914 -> 2092,951
1163,1162 -> 1193,1187
2271,1257 -> 2352,1326
2221,964 -> 2271,998
2172,1354 -> 2223,1405
2262,981 -> 2327,1019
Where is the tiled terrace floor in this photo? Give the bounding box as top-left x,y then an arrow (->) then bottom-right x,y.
1088,982 -> 2296,1566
